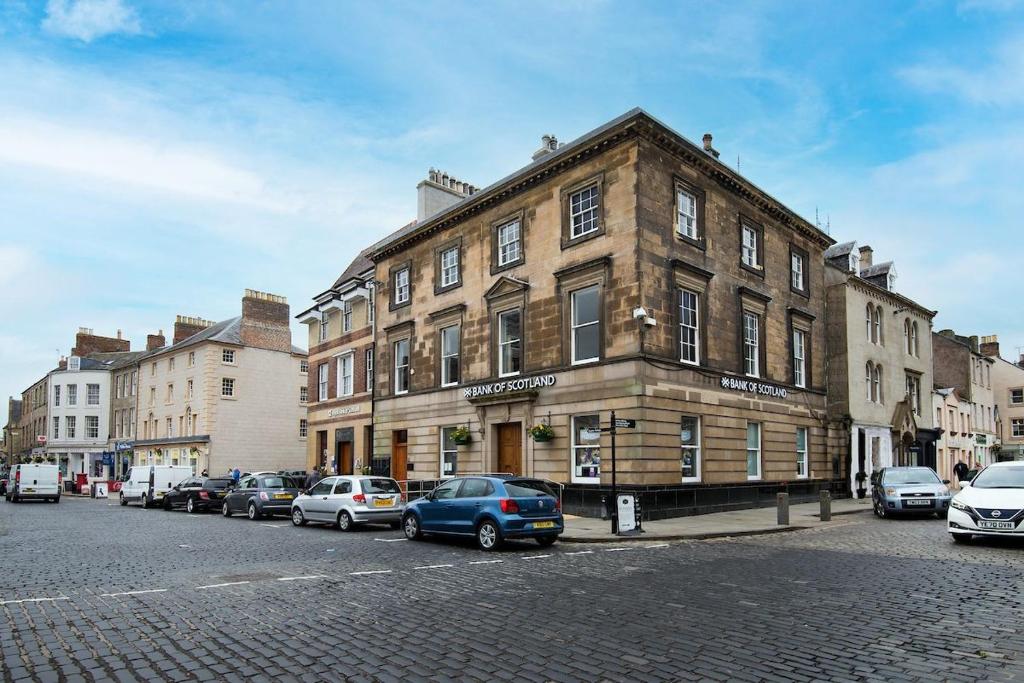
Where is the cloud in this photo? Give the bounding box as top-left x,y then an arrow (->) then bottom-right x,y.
898,33 -> 1024,106
42,0 -> 141,42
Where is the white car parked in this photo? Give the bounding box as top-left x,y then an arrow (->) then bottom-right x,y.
290,475 -> 404,531
949,461 -> 1024,543
120,465 -> 193,508
5,464 -> 61,503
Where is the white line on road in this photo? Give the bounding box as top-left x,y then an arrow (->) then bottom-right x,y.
413,564 -> 454,570
374,538 -> 407,543
0,597 -> 69,605
276,575 -> 327,582
521,554 -> 551,560
644,543 -> 669,549
564,550 -> 594,556
468,560 -> 503,565
259,523 -> 287,528
603,547 -> 634,552
195,581 -> 250,589
349,570 -> 392,576
100,589 -> 168,597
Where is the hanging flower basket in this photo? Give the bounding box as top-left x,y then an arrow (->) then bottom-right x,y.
451,426 -> 472,446
529,423 -> 555,442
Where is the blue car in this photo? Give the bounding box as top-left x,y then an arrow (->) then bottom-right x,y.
402,476 -> 564,550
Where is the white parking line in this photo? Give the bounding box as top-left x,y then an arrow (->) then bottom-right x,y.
195,581 -> 250,590
259,523 -> 287,528
413,564 -> 454,570
100,589 -> 168,597
276,575 -> 327,582
468,560 -> 503,565
374,538 -> 407,543
602,547 -> 634,552
521,554 -> 551,560
564,550 -> 594,556
644,543 -> 670,549
0,597 -> 69,606
349,570 -> 392,576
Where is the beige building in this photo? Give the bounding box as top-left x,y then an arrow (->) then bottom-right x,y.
933,330 -> 998,468
296,252 -> 375,475
980,335 -> 1024,461
131,291 -> 308,476
823,242 -> 937,494
932,388 -> 976,484
369,109 -> 835,518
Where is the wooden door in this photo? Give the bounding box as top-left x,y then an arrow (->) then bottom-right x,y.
338,442 -> 353,475
497,423 -> 522,476
391,430 -> 408,483
316,431 -> 328,469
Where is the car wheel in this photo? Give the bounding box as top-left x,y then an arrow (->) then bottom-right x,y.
536,535 -> 557,547
119,493 -> 127,507
186,497 -> 197,514
403,513 -> 422,540
291,507 -> 307,526
476,519 -> 502,551
140,493 -> 148,509
53,496 -> 60,504
337,511 -> 353,532
873,499 -> 886,518
951,533 -> 973,544
247,502 -> 260,520
222,501 -> 232,517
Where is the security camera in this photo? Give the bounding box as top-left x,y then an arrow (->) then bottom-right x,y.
632,307 -> 648,321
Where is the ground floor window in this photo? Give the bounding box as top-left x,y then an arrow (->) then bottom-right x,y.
572,414 -> 601,483
680,415 -> 700,481
746,422 -> 762,480
441,426 -> 458,477
796,427 -> 809,478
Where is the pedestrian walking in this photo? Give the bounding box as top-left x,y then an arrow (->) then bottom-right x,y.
200,469 -> 208,477
305,468 -> 319,490
953,460 -> 969,484
232,467 -> 241,483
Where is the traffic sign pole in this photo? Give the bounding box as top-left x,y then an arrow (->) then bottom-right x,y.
610,410 -> 617,534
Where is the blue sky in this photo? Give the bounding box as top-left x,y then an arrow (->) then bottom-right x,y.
1,0 -> 1022,411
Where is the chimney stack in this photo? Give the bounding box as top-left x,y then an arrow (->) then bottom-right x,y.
858,246 -> 873,269
416,168 -> 477,222
702,133 -> 720,159
146,330 -> 166,351
531,134 -> 560,161
240,289 -> 291,353
58,356 -> 67,371
71,327 -> 131,356
979,335 -> 1000,359
174,315 -> 216,344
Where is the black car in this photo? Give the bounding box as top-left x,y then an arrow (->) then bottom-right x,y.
162,477 -> 234,513
222,474 -> 301,520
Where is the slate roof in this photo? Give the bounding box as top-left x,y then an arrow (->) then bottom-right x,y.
146,317 -> 305,357
824,241 -> 857,259
859,261 -> 894,278
331,250 -> 374,290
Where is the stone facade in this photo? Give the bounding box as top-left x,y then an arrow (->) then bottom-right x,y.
932,330 -> 998,466
19,373 -> 50,461
979,335 -> 1024,461
46,360 -> 112,482
369,109 -> 836,517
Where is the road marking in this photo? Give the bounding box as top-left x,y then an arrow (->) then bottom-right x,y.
564,550 -> 593,556
0,597 -> 69,606
325,549 -> 336,552
602,547 -> 634,552
468,560 -> 503,565
100,589 -> 168,597
644,543 -> 669,549
413,564 -> 453,570
349,570 -> 392,576
178,544 -> 191,548
374,538 -> 407,543
259,523 -> 287,528
196,581 -> 250,590
521,554 -> 551,560
276,575 -> 327,582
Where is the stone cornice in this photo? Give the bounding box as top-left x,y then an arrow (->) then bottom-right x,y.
846,276 -> 936,320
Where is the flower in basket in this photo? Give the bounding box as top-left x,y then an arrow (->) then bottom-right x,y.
451,426 -> 472,445
529,423 -> 554,442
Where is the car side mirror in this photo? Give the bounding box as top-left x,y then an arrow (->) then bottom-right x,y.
942,479 -> 950,485
960,480 -> 970,488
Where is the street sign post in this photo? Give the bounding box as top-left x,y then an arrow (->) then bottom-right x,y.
605,411 -> 637,535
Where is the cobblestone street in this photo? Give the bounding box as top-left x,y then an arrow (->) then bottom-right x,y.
1,498 -> 1022,682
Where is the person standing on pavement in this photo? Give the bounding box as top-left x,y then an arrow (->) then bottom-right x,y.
305,468 -> 319,490
232,467 -> 241,483
953,460 -> 969,485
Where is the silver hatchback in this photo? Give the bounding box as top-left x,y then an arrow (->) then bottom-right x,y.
291,475 -> 405,531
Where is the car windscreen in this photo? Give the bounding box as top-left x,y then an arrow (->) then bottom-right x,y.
203,478 -> 234,490
259,476 -> 296,489
881,468 -> 939,485
504,479 -> 556,498
360,478 -> 400,494
970,466 -> 1024,489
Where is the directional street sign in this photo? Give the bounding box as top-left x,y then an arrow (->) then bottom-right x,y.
614,418 -> 636,429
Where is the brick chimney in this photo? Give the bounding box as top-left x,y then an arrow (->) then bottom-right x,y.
146,330 -> 166,351
71,327 -> 130,356
858,246 -> 873,269
174,315 -> 216,344
531,134 -> 560,161
57,356 -> 67,370
980,335 -> 999,358
417,168 -> 476,222
240,289 -> 291,353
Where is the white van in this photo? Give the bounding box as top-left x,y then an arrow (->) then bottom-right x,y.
5,464 -> 61,503
120,465 -> 192,508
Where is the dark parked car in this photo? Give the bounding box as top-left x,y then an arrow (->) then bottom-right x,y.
402,476 -> 563,551
162,477 -> 234,513
222,474 -> 301,520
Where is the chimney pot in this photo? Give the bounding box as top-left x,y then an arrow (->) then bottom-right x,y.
858,245 -> 873,269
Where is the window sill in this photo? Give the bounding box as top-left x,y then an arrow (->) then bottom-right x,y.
560,227 -> 603,251
434,281 -> 462,296
747,475 -> 761,481
440,382 -> 459,389
220,395 -> 237,401
674,233 -> 705,251
681,477 -> 701,484
790,286 -> 810,299
740,262 -> 765,279
571,357 -> 600,367
571,477 -> 601,485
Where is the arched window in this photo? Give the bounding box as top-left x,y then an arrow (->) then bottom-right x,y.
874,364 -> 883,404
865,304 -> 873,341
904,319 -> 911,354
911,322 -> 919,357
874,306 -> 883,345
866,362 -> 874,401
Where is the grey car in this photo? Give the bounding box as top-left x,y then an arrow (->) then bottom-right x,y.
222,474 -> 302,520
872,467 -> 952,518
290,475 -> 404,531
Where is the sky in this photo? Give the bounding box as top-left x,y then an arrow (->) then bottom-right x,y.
1,0 -> 1022,412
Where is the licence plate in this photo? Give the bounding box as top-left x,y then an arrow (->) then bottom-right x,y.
533,521 -> 555,529
155,492 -> 164,497
24,488 -> 34,493
979,520 -> 1015,530
905,499 -> 931,506
274,493 -> 292,500
373,497 -> 393,507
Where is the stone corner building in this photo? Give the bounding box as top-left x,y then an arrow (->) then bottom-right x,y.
368,108 -> 837,518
